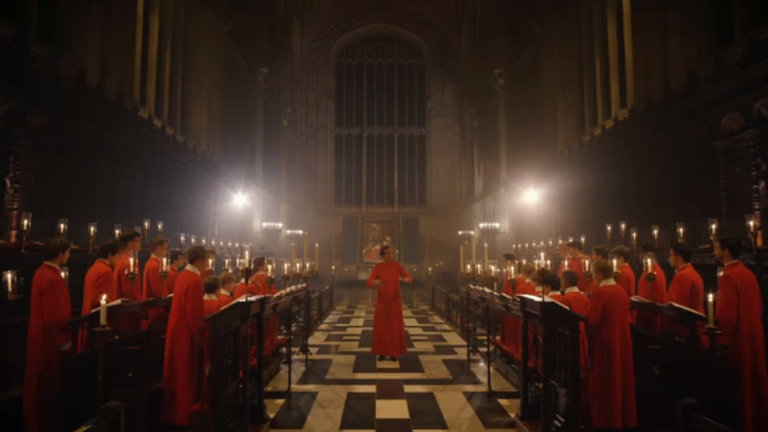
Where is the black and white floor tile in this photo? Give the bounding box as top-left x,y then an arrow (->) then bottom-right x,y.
266,286 -> 520,432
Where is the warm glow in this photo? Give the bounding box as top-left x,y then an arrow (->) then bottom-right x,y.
232,191 -> 250,208
520,187 -> 541,205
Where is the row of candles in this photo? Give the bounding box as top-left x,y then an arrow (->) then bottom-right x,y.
508,215 -> 760,254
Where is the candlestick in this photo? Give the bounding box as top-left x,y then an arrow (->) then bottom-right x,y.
128,256 -> 135,274
89,223 -> 98,238
676,222 -> 685,243
630,227 -> 637,246
180,233 -> 186,246
57,218 -> 68,237
162,257 -> 169,272
709,218 -> 718,240
208,257 -> 214,271
100,294 -> 108,326
472,233 -> 477,266
580,234 -> 586,247
114,224 -> 122,240
304,233 -> 309,262
21,212 -> 32,233
3,270 -> 18,301
244,249 -> 250,266
60,266 -> 69,284
583,258 -> 591,275
619,221 -> 627,240
291,244 -> 297,267
484,243 -> 489,271
459,244 -> 465,272
612,258 -> 618,273
202,238 -> 207,246
157,221 -> 164,235
315,243 -> 320,271
606,224 -> 613,242
332,265 -> 336,276
707,293 -> 714,327
143,219 -> 150,241
651,225 -> 659,242
191,235 -> 196,245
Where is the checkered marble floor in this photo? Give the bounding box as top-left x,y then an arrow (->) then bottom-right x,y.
266,285 -> 520,432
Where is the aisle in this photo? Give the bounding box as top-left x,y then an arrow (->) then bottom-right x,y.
265,285 -> 520,432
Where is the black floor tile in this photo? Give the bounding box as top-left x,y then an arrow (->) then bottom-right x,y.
398,353 -> 425,373
315,345 -> 340,355
431,345 -> 457,355
297,359 -> 334,384
376,419 -> 412,432
335,316 -> 352,324
270,392 -> 317,429
359,329 -> 374,348
353,353 -> 378,373
340,392 -> 376,430
406,393 -> 449,430
376,380 -> 406,399
442,359 -> 482,384
464,391 -> 516,429
414,316 -> 433,324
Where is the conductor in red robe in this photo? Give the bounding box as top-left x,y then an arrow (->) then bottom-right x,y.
78,240 -> 122,352
142,236 -> 170,329
586,260 -> 637,430
162,245 -> 208,427
714,238 -> 768,432
23,238 -> 73,432
367,245 -> 413,361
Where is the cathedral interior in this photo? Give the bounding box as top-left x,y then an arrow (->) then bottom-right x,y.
1,1 -> 768,431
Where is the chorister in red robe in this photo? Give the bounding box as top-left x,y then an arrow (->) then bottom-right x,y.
367,260 -> 413,358
78,259 -> 117,352
217,289 -> 233,307
635,268 -> 667,332
166,265 -> 179,295
586,279 -> 637,429
668,263 -> 706,344
142,255 -> 169,329
24,263 -> 73,432
254,272 -> 281,354
716,261 -> 768,432
616,264 -> 636,298
560,286 -> 590,371
162,264 -> 205,426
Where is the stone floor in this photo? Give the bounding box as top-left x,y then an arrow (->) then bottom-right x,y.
265,285 -> 520,432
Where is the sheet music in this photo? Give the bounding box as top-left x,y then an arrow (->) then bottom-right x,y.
89,298 -> 128,314
668,301 -> 706,318
630,296 -> 652,303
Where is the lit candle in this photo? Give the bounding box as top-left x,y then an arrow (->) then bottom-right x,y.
707,293 -> 714,327
540,251 -> 545,262
652,225 -> 659,240
180,233 -> 186,245
268,264 -> 273,276
283,263 -> 289,275
157,221 -> 164,234
4,270 -> 16,300
191,235 -> 196,245
564,257 -> 569,270
305,262 -> 310,272
129,256 -> 135,274
546,259 -> 551,270
22,212 -> 32,232
645,257 -> 651,274
295,262 -> 301,273
162,257 -> 169,272
58,218 -> 68,235
709,218 -> 718,238
677,222 -> 685,242
315,243 -> 320,270
143,219 -> 150,233
244,250 -> 250,265
60,266 -> 69,284
484,243 -> 489,271
291,244 -> 297,267
584,258 -> 590,273
304,233 -> 309,262
606,224 -> 613,240
580,235 -> 586,246
619,221 -> 626,238
428,267 -> 432,276
332,265 -> 336,276
114,224 -> 121,240
208,258 -> 214,270
89,223 -> 97,237
612,258 -> 618,273
100,294 -> 108,326
224,258 -> 231,270
631,228 -> 637,245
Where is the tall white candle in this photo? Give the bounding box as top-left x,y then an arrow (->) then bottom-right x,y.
100,294 -> 108,326
612,258 -> 618,273
129,256 -> 135,273
707,293 -> 714,327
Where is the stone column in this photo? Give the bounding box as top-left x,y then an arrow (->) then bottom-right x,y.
622,0 -> 635,109
145,0 -> 161,117
172,0 -> 185,133
592,0 -> 607,124
494,69 -> 507,186
580,0 -> 596,132
160,0 -> 174,123
132,0 -> 146,108
606,0 -> 621,118
256,68 -> 269,183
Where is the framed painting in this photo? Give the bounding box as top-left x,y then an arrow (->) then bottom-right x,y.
361,219 -> 397,263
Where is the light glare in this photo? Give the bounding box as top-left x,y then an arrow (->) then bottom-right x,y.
232,191 -> 250,208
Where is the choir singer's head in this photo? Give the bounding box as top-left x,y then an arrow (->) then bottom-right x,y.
98,240 -> 123,267
170,249 -> 186,269
186,246 -> 208,271
566,241 -> 583,257
119,230 -> 142,253
203,276 -> 221,295
151,236 -> 170,258
380,245 -> 393,262
43,237 -> 72,266
591,246 -> 608,261
668,243 -> 692,270
714,237 -> 742,264
592,260 -> 613,282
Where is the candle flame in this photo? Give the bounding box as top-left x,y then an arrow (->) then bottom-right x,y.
101,293 -> 107,302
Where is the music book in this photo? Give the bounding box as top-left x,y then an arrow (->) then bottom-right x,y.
668,301 -> 706,319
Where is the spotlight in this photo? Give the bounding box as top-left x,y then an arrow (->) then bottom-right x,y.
232,191 -> 250,208
520,188 -> 540,205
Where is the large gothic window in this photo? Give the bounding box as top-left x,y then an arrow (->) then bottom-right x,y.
334,34 -> 427,208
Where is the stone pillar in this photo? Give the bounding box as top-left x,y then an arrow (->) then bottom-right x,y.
172,0 -> 185,133
145,0 -> 161,117
606,0 -> 621,118
494,69 -> 507,186
256,68 -> 268,183
592,0 -> 607,124
622,0 -> 635,109
161,0 -> 174,123
580,0 -> 596,133
132,0 -> 146,108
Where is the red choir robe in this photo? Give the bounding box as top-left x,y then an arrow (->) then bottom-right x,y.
559,287 -> 591,429
78,259 -> 117,352
23,263 -> 73,432
716,261 -> 768,432
162,265 -> 205,426
367,261 -> 412,357
586,280 -> 637,429
142,255 -> 169,330
115,252 -> 142,332
501,278 -> 535,359
254,272 -> 281,353
634,268 -> 668,332
193,294 -> 224,421
668,264 -> 707,344
617,264 -> 636,298
217,289 -> 234,307
234,280 -> 259,298
166,266 -> 179,295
